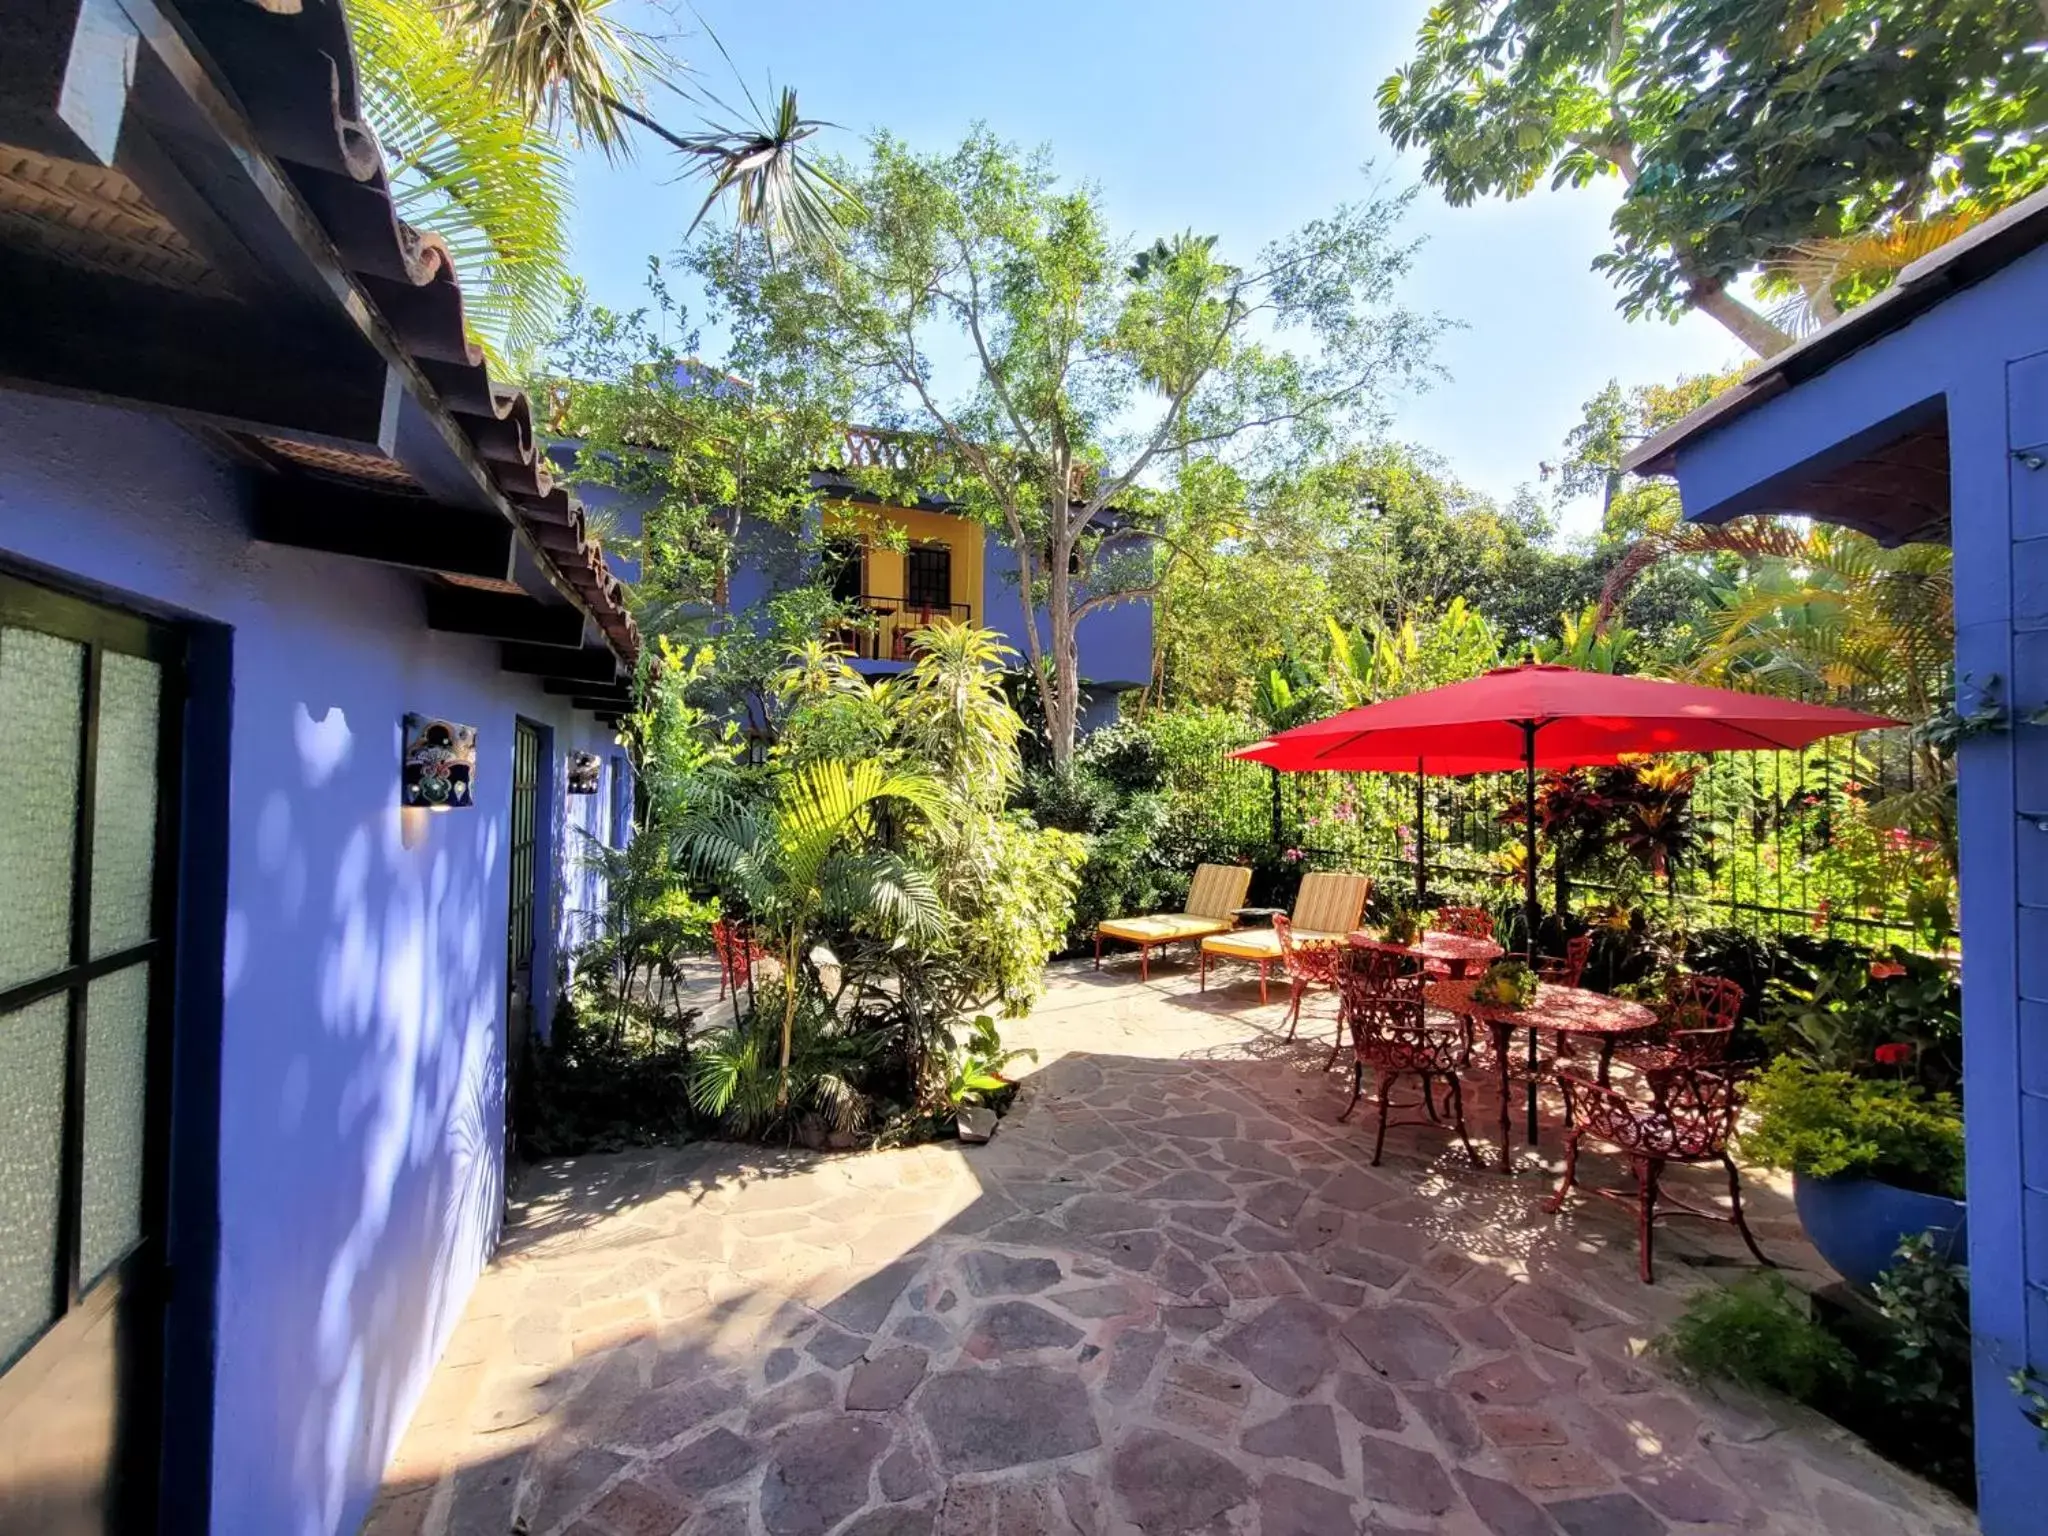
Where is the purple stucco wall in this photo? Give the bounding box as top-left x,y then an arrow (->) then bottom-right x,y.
1657,247 -> 2048,1532
0,388 -> 618,1536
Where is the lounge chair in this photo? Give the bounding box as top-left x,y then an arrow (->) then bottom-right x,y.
1200,871 -> 1371,1002
1094,863 -> 1253,981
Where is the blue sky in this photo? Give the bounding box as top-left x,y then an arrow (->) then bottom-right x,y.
563,0 -> 1745,537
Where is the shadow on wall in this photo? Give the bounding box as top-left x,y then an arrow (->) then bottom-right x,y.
353,1028 -> 1923,1536
217,696 -> 509,1536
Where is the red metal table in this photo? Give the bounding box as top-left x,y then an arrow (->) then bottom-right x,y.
1427,979 -> 1659,1173
1346,930 -> 1504,979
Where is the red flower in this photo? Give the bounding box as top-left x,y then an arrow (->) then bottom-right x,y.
1874,1043 -> 1914,1066
1869,959 -> 1907,980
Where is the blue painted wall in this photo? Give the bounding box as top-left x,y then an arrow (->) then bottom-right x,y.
0,388 -> 619,1536
1659,249 -> 2048,1532
978,532 -> 1154,691
560,463 -> 1154,706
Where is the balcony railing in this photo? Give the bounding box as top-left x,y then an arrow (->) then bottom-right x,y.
831,595 -> 973,661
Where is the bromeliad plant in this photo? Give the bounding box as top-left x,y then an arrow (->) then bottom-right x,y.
945,1015 -> 1039,1110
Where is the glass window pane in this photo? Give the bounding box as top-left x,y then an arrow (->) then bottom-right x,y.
79,965 -> 150,1287
89,652 -> 163,958
0,997 -> 70,1369
0,627 -> 84,993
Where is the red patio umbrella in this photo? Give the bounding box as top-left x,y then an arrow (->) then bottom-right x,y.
1233,663 -> 1896,942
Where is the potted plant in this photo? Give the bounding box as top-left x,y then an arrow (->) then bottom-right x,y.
946,1016 -> 1038,1143
1741,1057 -> 1966,1288
1471,957 -> 1538,1009
1380,907 -> 1423,945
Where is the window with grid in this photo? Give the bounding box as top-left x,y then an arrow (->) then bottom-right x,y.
905,544 -> 951,613
0,574 -> 179,1375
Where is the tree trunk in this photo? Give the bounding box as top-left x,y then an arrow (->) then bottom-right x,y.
1598,139 -> 1795,359
1046,543 -> 1079,766
1687,281 -> 1796,358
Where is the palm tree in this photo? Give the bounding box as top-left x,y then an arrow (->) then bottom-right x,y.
351,0 -> 854,364
350,0 -> 573,365
440,0 -> 856,255
1599,517 -> 1956,865
673,758 -> 946,1102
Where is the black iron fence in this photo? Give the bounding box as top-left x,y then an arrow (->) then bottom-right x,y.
1152,719 -> 1945,948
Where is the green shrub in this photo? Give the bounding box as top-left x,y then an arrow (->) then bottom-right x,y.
1763,945 -> 1962,1097
1075,718 -> 1167,792
1741,1058 -> 1965,1198
518,1006 -> 697,1157
1869,1233 -> 1972,1420
1658,1274 -> 1857,1400
1021,763 -> 1123,834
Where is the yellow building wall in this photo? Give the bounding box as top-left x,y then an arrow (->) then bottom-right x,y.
820,502 -> 986,622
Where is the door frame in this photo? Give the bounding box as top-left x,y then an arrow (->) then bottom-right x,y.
0,563 -> 226,1534
504,716 -> 552,1178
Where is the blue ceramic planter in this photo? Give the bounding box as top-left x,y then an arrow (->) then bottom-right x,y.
1792,1173 -> 1967,1289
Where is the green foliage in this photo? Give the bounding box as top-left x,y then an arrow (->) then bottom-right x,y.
1660,1238 -> 1976,1500
1763,946 -> 1962,1095
1741,1058 -> 1965,1198
1658,1273 -> 1858,1401
519,1005 -> 696,1157
696,127 -> 1442,761
349,0 -> 574,364
544,272 -> 847,634
945,1015 -> 1038,1107
634,627 -> 1081,1134
1472,958 -> 1538,1009
1380,0 -> 2048,352
687,1000 -> 876,1139
1379,908 -> 1423,945
1868,1233 -> 1973,1424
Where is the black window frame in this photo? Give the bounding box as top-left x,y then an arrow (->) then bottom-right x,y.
0,573 -> 184,1342
905,542 -> 952,612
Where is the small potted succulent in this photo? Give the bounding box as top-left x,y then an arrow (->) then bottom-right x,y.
1471,957 -> 1538,1009
1740,1056 -> 1966,1288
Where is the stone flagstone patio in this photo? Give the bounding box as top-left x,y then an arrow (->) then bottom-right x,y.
363,958 -> 1979,1536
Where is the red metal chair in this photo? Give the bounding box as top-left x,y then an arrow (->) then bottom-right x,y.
712,918 -> 761,1000
1336,952 -> 1482,1168
1537,933 -> 1593,987
1275,916 -> 1348,1060
1617,973 -> 1744,1077
1433,905 -> 1495,939
1546,1065 -> 1773,1283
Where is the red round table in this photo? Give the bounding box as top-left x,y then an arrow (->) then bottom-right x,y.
1347,930 -> 1504,979
1426,979 -> 1658,1173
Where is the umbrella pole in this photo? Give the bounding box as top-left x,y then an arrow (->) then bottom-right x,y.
1414,758 -> 1427,907
1522,720 -> 1541,1149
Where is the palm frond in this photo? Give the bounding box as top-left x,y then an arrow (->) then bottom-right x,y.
819,848 -> 944,940
351,0 -> 573,363
440,0 -> 661,158
679,85 -> 861,257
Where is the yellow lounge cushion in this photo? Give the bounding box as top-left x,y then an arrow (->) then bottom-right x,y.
1185,863 -> 1254,921
1202,928 -> 1349,961
1099,913 -> 1234,944
1293,871 -> 1371,934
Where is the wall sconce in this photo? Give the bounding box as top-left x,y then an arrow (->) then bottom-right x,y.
402,715 -> 477,809
567,750 -> 602,794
